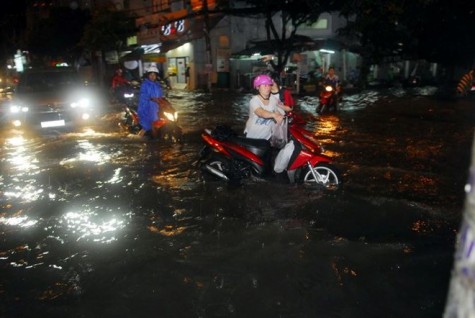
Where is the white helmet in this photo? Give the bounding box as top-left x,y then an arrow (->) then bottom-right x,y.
146,65 -> 159,74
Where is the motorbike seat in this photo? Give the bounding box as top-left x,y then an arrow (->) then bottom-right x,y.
229,136 -> 271,158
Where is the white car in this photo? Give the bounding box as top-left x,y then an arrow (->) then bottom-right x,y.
8,67 -> 102,130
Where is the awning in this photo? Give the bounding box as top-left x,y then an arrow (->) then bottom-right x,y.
231,36 -> 347,58
231,35 -> 317,58
120,47 -> 144,61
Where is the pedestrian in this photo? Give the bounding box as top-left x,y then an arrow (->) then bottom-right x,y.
137,65 -> 164,138
185,66 -> 190,89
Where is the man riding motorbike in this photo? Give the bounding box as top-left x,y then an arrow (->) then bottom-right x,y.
111,68 -> 131,102
316,66 -> 341,113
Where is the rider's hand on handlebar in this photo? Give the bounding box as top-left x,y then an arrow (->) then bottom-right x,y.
273,112 -> 285,124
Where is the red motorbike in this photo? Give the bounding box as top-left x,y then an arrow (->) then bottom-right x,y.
316,84 -> 339,114
198,117 -> 340,188
119,98 -> 182,141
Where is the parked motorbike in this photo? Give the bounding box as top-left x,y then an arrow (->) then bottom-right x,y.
119,97 -> 182,142
316,84 -> 339,114
198,118 -> 340,188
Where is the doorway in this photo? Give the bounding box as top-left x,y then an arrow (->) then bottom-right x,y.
169,57 -> 188,84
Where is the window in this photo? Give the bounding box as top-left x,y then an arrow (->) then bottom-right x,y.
309,18 -> 328,30
152,0 -> 170,12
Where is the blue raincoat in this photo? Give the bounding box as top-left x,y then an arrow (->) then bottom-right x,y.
137,78 -> 163,131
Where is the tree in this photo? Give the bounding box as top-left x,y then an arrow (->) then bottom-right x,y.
410,0 -> 475,70
338,0 -> 414,87
25,7 -> 90,63
338,0 -> 475,85
231,0 -> 341,74
79,8 -> 136,52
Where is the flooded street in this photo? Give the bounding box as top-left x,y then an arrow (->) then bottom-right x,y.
1,87 -> 474,317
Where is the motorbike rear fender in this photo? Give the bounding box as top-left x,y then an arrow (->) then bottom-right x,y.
201,133 -> 266,167
201,133 -> 232,157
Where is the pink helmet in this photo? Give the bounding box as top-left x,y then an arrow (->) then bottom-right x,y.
253,74 -> 273,89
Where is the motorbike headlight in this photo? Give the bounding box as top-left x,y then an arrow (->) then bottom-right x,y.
71,98 -> 91,108
325,85 -> 333,92
163,111 -> 178,122
124,93 -> 134,98
10,105 -> 29,113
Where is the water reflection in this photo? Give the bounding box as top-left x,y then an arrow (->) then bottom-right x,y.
61,210 -> 125,243
60,139 -> 111,166
4,136 -> 40,174
0,214 -> 38,228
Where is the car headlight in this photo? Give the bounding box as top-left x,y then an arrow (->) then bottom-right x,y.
10,105 -> 29,113
71,98 -> 91,108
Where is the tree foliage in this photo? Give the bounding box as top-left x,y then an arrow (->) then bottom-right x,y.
79,8 -> 136,52
25,7 -> 90,59
339,0 -> 475,70
410,0 -> 475,68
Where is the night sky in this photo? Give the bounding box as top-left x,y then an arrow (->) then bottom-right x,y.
2,0 -> 27,16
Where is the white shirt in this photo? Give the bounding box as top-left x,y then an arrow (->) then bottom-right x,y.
244,95 -> 280,140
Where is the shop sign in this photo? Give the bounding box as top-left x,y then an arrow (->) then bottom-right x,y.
143,53 -> 167,63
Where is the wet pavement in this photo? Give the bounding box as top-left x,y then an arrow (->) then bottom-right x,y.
1,87 -> 474,317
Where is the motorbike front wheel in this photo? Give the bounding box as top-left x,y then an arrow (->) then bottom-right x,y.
159,123 -> 183,142
302,163 -> 341,189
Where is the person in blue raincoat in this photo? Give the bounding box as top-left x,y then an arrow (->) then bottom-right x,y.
138,65 -> 163,138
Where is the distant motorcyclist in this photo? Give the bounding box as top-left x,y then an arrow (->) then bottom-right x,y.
317,66 -> 341,113
111,68 -> 130,102
137,65 -> 163,138
323,66 -> 341,93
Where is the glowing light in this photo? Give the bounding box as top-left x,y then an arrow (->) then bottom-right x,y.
6,136 -> 25,146
465,183 -> 472,193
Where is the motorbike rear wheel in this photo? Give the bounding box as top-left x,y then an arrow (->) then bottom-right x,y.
302,163 -> 340,189
201,156 -> 231,182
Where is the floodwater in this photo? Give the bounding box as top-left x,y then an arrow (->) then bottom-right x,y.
1,87 -> 474,317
